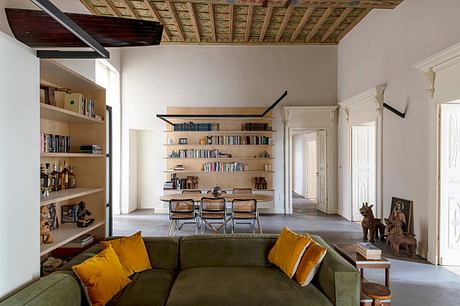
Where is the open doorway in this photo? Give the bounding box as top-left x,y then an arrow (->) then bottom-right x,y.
351,121 -> 377,221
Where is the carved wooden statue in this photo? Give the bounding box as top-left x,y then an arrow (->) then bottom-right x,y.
186,176 -> 199,189
385,213 -> 417,257
360,203 -> 386,242
254,177 -> 267,189
76,201 -> 95,228
40,206 -> 53,244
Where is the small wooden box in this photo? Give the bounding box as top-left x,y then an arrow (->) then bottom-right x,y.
64,93 -> 83,114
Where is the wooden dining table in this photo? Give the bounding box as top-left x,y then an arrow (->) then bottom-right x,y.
159,193 -> 273,234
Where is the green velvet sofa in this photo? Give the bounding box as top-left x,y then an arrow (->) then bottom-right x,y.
0,234 -> 360,306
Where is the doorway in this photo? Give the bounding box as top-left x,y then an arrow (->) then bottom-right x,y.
439,103 -> 460,265
351,122 -> 377,222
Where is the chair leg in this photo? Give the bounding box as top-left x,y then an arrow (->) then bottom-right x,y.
168,220 -> 174,236
232,218 -> 235,234
223,219 -> 226,234
195,218 -> 199,235
173,220 -> 178,236
257,216 -> 262,234
252,219 -> 256,234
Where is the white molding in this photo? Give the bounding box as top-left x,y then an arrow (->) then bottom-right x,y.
283,106 -> 338,111
339,86 -> 386,123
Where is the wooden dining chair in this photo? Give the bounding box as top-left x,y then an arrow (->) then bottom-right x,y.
206,190 -> 227,195
168,199 -> 198,236
232,188 -> 253,194
200,197 -> 226,234
231,199 -> 261,234
182,189 -> 202,194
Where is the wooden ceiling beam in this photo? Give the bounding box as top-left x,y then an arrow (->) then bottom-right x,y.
245,5 -> 254,43
259,6 -> 273,43
80,0 -> 98,15
187,2 -> 200,42
336,8 -> 371,41
209,4 -> 217,42
100,0 -> 121,17
166,0 -> 185,41
290,7 -> 313,43
275,5 -> 293,43
282,0 -> 400,9
229,5 -> 233,42
142,0 -> 172,42
305,7 -> 333,42
321,7 -> 352,42
122,0 -> 137,18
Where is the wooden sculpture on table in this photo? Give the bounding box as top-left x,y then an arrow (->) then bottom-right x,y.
186,176 -> 199,189
359,203 -> 386,242
254,177 -> 268,190
40,206 -> 53,244
76,201 -> 95,228
385,209 -> 417,257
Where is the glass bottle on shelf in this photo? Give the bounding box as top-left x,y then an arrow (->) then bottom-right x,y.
68,166 -> 76,189
43,163 -> 50,196
51,163 -> 59,192
59,162 -> 65,191
40,164 -> 45,194
62,161 -> 69,189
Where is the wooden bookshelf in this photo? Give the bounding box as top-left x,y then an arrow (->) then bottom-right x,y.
40,59 -> 106,256
163,107 -> 274,192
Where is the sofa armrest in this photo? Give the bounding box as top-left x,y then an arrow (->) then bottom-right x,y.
312,236 -> 360,306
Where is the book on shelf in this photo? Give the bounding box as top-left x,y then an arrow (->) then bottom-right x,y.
173,122 -> 219,131
242,122 -> 272,131
80,145 -> 102,154
356,242 -> 382,259
60,234 -> 94,248
174,165 -> 185,171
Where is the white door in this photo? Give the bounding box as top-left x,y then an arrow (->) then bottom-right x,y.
306,139 -> 317,200
316,130 -> 327,213
351,124 -> 376,221
439,104 -> 460,265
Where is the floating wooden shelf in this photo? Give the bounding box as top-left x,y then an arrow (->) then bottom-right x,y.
40,220 -> 105,256
40,187 -> 104,206
164,170 -> 275,173
164,130 -> 276,134
164,144 -> 274,147
164,188 -> 275,192
41,153 -> 105,158
164,157 -> 274,160
40,103 -> 104,124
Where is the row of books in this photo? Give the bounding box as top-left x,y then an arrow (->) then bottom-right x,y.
64,93 -> 97,118
203,162 -> 248,172
173,123 -> 219,131
356,242 -> 381,260
169,149 -> 226,159
202,136 -> 272,145
80,145 -> 102,154
40,133 -> 70,153
242,123 -> 272,131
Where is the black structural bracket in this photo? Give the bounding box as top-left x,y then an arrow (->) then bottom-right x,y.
156,90 -> 288,125
31,0 -> 110,59
383,102 -> 406,119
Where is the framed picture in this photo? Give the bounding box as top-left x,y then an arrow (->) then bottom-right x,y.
390,197 -> 413,234
179,138 -> 188,144
46,203 -> 59,230
61,204 -> 78,224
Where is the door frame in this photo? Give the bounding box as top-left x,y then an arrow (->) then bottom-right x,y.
106,105 -> 113,236
339,86 -> 385,220
415,41 -> 460,264
283,106 -> 338,215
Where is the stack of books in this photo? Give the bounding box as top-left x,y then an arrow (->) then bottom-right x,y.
61,234 -> 94,249
80,144 -> 102,154
174,165 -> 185,171
356,242 -> 381,260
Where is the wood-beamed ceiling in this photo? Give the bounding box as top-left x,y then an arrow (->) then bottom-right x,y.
80,0 -> 402,45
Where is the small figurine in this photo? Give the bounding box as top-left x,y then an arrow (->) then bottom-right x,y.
40,206 -> 53,244
385,214 -> 417,258
77,201 -> 95,228
359,203 -> 386,242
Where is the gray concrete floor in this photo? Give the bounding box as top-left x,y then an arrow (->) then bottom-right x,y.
113,193 -> 460,306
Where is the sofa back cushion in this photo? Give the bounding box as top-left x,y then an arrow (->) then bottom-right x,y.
143,237 -> 181,271
180,234 -> 278,269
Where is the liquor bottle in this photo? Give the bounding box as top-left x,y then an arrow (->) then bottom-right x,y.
40,164 -> 45,194
51,164 -> 59,192
59,162 -> 65,191
43,164 -> 50,196
62,161 -> 69,189
68,166 -> 76,189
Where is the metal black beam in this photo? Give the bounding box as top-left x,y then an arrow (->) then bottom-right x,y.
156,90 -> 288,125
36,50 -> 106,59
383,102 -> 406,119
31,0 -> 110,59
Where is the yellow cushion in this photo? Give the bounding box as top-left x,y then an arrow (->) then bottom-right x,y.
72,245 -> 131,306
295,238 -> 327,286
268,227 -> 312,278
100,231 -> 152,277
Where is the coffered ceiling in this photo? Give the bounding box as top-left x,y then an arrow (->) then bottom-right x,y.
80,0 -> 402,45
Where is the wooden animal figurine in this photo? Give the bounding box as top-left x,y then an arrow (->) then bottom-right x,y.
254,177 -> 260,189
186,176 -> 199,189
40,206 -> 53,244
76,201 -> 95,228
386,214 -> 417,257
359,203 -> 386,242
259,177 -> 267,189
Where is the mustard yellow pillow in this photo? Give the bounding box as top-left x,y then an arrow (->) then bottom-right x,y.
268,227 -> 312,278
72,245 -> 131,306
295,238 -> 327,286
100,231 -> 152,277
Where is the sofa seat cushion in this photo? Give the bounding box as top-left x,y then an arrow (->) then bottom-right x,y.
108,269 -> 176,306
165,267 -> 333,306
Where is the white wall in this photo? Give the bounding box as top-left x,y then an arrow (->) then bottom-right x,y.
337,0 -> 460,257
121,45 -> 337,213
0,31 -> 40,299
128,130 -> 139,213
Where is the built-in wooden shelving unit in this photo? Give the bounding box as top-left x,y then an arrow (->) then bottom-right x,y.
39,59 -> 106,256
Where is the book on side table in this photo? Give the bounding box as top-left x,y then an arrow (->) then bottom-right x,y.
356,242 -> 382,260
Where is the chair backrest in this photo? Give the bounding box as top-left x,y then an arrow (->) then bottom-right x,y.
201,197 -> 225,212
233,188 -> 253,194
169,199 -> 195,214
232,199 -> 257,213
182,189 -> 202,194
206,190 -> 227,194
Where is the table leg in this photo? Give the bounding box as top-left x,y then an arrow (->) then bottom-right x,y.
385,268 -> 390,288
361,268 -> 364,279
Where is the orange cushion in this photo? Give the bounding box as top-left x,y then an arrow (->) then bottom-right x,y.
72,245 -> 131,306
100,231 -> 152,277
268,227 -> 312,278
295,238 -> 327,286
